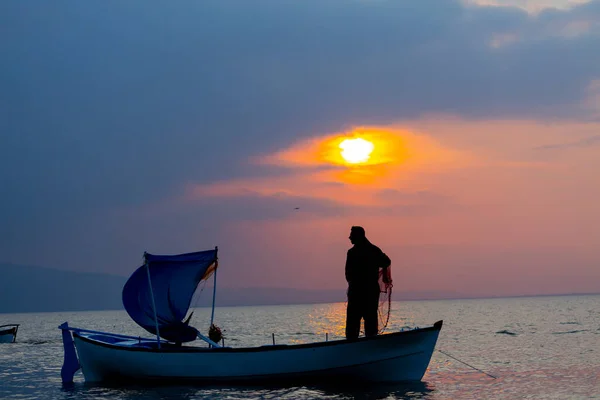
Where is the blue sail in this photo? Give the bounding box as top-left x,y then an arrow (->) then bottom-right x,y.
122,248 -> 218,343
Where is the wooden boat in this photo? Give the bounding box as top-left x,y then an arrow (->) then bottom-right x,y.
59,248 -> 443,384
0,324 -> 19,343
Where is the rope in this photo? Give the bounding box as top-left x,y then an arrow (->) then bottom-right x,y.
437,349 -> 497,379
378,284 -> 392,334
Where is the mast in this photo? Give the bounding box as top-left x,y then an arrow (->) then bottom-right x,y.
144,253 -> 161,349
210,246 -> 218,328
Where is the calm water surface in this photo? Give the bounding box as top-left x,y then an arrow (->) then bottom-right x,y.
1,295 -> 599,399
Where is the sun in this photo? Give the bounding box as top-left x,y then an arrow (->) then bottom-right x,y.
339,138 -> 375,164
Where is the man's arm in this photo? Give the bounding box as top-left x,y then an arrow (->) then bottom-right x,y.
380,251 -> 391,268
380,250 -> 392,284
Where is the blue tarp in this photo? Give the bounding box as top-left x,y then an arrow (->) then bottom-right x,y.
122,249 -> 218,343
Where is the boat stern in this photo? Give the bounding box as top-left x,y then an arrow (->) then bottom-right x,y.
59,322 -> 81,384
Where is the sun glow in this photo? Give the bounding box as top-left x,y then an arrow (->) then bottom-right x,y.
339,138 -> 375,164
255,126 -> 469,187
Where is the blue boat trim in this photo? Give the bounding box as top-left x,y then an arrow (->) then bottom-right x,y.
59,322 -> 81,384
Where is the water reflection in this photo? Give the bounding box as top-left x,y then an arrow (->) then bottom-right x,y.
301,300 -> 433,343
60,380 -> 434,400
61,382 -> 201,400
306,302 -> 347,339
307,381 -> 435,399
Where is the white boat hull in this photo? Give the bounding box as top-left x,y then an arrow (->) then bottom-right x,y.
71,321 -> 442,384
0,325 -> 19,343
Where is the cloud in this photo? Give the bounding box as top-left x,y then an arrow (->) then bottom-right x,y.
257,126 -> 470,170
184,125 -> 475,215
535,135 -> 600,150
465,0 -> 592,14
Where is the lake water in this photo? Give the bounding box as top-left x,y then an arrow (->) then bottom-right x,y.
1,295 -> 599,399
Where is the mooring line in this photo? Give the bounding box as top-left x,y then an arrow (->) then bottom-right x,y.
437,349 -> 497,379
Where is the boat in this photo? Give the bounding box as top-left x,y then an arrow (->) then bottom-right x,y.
59,247 -> 443,384
0,324 -> 19,343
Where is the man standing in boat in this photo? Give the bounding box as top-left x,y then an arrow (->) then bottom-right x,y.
345,226 -> 391,339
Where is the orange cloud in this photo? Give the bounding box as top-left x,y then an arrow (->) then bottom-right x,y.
188,126 -> 476,209
260,126 -> 467,169
257,126 -> 474,186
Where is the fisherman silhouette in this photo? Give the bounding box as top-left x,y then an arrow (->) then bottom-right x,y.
345,226 -> 391,340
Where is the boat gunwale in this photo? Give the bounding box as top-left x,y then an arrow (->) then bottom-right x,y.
73,320 -> 443,354
0,325 -> 18,334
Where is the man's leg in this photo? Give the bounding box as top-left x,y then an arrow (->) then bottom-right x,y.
345,293 -> 362,339
364,290 -> 380,337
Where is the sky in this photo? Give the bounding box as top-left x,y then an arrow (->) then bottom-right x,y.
1,0 -> 599,298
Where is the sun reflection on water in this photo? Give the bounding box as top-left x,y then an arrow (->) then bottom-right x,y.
306,303 -> 348,340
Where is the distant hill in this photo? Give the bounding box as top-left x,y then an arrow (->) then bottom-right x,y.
0,264 -> 347,313
0,264 -> 345,313
0,264 -> 126,313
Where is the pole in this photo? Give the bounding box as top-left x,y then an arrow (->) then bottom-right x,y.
145,257 -> 161,349
210,247 -> 218,328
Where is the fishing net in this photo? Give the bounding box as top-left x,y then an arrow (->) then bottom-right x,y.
378,266 -> 393,334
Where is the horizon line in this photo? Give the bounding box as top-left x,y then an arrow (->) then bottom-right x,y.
1,291 -> 598,316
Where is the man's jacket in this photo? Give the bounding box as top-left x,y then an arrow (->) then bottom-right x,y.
345,239 -> 391,292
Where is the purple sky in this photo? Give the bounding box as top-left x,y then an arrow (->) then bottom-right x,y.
1,0 -> 599,297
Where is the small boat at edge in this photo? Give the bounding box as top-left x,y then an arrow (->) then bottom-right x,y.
0,324 -> 19,343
